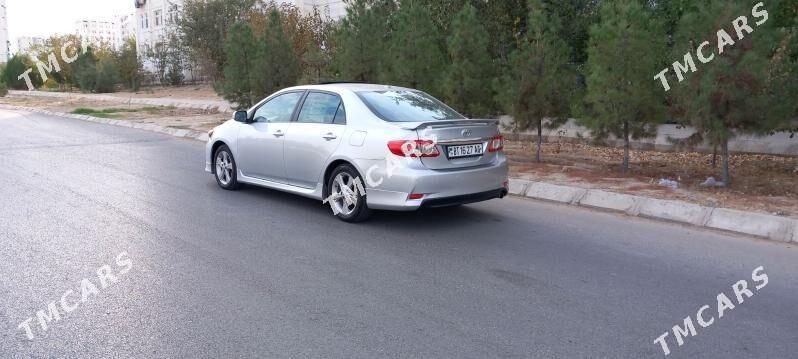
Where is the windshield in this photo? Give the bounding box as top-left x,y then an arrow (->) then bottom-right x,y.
357,90 -> 465,122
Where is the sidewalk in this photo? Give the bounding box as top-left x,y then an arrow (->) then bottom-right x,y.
2,100 -> 795,244
8,90 -> 233,113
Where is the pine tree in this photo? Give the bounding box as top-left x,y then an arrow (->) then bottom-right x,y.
672,1 -> 785,185
332,0 -> 385,82
251,10 -> 301,100
386,0 -> 445,97
580,0 -> 667,173
94,57 -> 120,93
443,3 -> 495,118
495,0 -> 578,162
73,48 -> 98,93
218,22 -> 258,109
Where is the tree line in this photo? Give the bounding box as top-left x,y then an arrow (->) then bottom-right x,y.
1,0 -> 795,185
180,0 -> 796,185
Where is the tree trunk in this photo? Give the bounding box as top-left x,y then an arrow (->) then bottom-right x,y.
622,121 -> 630,173
536,118 -> 542,162
721,138 -> 731,186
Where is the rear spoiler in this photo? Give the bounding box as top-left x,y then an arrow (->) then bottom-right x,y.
396,119 -> 500,130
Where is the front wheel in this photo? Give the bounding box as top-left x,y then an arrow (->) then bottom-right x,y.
327,165 -> 372,222
214,145 -> 242,190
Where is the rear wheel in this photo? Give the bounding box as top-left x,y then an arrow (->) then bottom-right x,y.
327,164 -> 371,222
214,145 -> 241,190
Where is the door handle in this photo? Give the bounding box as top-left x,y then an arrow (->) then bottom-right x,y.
322,133 -> 337,140
273,130 -> 285,137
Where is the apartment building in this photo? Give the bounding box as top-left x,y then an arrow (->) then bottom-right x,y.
114,13 -> 137,49
75,19 -> 116,49
16,36 -> 44,54
278,0 -> 347,19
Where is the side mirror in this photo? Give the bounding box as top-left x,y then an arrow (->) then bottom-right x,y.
234,110 -> 249,123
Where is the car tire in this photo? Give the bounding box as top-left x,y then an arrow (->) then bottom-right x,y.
327,164 -> 372,223
213,144 -> 242,190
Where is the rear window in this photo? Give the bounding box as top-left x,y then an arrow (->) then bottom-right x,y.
357,90 -> 465,122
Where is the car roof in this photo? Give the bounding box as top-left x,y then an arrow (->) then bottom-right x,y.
282,83 -> 416,94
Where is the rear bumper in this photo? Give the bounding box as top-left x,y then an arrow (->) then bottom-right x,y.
420,188 -> 508,208
357,155 -> 509,211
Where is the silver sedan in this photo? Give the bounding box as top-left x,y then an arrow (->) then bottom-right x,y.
206,83 -> 508,222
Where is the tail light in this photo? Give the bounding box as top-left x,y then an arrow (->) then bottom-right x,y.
387,140 -> 440,158
488,135 -> 504,152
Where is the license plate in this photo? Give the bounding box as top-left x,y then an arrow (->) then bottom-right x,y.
447,144 -> 484,158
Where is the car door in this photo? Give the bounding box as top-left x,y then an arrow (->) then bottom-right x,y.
236,91 -> 304,182
283,91 -> 347,189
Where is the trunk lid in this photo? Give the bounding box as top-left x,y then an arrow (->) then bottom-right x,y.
398,119 -> 500,170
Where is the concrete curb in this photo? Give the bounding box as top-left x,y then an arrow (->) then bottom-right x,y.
510,179 -> 797,243
0,105 -> 210,142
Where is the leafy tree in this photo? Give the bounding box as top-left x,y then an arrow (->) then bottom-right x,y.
147,31 -> 187,86
116,37 -> 143,91
30,34 -> 83,90
495,0 -> 579,162
385,0 -> 445,97
580,0 -> 667,173
217,22 -> 258,108
442,4 -> 494,118
251,10 -> 301,100
671,1 -> 789,185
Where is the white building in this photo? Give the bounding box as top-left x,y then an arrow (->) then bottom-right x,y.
0,0 -> 8,62
16,36 -> 44,55
114,13 -> 136,49
134,0 -> 187,79
75,18 -> 116,49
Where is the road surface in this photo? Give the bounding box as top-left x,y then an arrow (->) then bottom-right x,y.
1,109 -> 796,358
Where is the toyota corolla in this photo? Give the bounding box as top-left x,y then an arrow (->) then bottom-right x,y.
206,83 -> 508,222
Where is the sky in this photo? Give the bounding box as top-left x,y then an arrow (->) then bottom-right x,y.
7,0 -> 131,49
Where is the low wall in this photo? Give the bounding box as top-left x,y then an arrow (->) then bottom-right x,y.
500,117 -> 798,156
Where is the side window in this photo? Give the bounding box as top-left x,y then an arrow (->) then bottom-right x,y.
297,92 -> 342,124
252,92 -> 303,123
333,102 -> 346,125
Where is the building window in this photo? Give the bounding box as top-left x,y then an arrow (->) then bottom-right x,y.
167,4 -> 178,24
154,10 -> 162,27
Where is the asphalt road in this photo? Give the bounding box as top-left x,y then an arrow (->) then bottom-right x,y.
1,109 -> 797,358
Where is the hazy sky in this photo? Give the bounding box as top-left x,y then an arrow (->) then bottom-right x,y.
8,0 -> 131,47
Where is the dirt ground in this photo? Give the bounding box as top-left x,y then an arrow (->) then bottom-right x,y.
110,85 -> 223,101
3,92 -> 796,218
0,95 -> 226,132
507,141 -> 798,218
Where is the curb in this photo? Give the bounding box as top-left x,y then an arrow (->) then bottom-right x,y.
509,179 -> 797,243
0,105 -> 210,142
